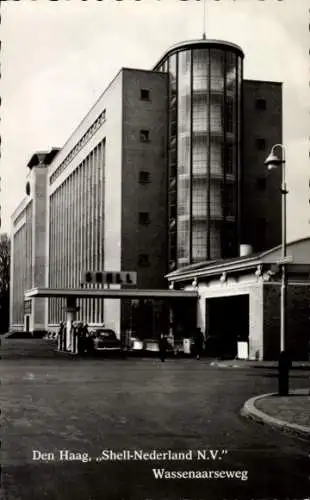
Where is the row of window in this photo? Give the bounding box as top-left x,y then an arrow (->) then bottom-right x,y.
49,108 -> 107,185
128,87 -> 154,267
12,202 -> 33,324
49,140 -> 105,325
177,220 -> 237,262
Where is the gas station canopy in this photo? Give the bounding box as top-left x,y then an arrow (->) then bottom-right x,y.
24,287 -> 198,300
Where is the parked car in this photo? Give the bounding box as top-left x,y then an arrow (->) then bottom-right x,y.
92,329 -> 122,353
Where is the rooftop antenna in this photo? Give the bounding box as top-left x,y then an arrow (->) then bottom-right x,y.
202,0 -> 207,40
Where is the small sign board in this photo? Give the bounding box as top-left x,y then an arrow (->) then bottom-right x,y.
81,271 -> 137,286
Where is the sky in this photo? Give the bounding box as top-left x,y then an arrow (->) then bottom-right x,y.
1,0 -> 309,241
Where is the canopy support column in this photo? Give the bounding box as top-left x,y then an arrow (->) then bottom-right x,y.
65,297 -> 78,353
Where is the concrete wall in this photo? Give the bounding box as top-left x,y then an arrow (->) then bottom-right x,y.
263,282 -> 310,360
242,80 -> 282,252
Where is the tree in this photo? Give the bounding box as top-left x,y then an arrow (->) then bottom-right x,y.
0,234 -> 10,332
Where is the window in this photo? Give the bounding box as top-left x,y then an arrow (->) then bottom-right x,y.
140,130 -> 150,142
95,272 -> 103,284
138,254 -> 150,267
139,212 -> 150,225
85,272 -> 93,284
256,138 -> 266,150
210,183 -> 222,218
222,184 -> 235,217
140,89 -> 150,101
256,177 -> 266,191
226,100 -> 233,133
256,98 -> 266,111
226,144 -> 233,174
139,171 -> 150,184
192,183 -> 207,217
170,121 -> 177,137
169,218 -> 176,229
192,221 -> 207,260
221,222 -> 236,258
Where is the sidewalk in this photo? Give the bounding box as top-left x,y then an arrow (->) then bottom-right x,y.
241,389 -> 310,440
210,359 -> 310,369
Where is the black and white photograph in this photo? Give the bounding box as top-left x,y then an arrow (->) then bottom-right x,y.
0,0 -> 309,498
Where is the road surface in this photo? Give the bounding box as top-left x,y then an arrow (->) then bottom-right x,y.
1,339 -> 309,499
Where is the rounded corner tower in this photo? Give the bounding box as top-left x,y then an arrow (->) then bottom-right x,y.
153,39 -> 244,269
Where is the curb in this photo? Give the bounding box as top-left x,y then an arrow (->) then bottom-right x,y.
241,391 -> 310,440
210,361 -> 310,370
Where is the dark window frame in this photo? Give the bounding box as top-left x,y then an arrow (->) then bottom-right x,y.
255,98 -> 267,111
140,89 -> 151,101
138,253 -> 150,267
139,212 -> 150,226
139,171 -> 150,184
256,138 -> 266,150
256,177 -> 267,191
140,129 -> 150,142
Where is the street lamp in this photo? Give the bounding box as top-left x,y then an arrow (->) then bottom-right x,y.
264,144 -> 288,353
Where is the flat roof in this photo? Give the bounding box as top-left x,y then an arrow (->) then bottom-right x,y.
24,287 -> 198,300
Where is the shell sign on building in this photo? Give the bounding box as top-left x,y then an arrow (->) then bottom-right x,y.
81,271 -> 137,287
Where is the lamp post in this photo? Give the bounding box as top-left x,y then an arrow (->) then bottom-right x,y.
264,144 -> 288,353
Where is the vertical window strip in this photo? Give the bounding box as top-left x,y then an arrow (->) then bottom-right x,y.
207,49 -> 211,259
89,149 -> 96,323
85,155 -> 90,323
189,49 -> 194,263
100,140 -> 105,324
95,147 -> 99,324
81,159 -> 86,323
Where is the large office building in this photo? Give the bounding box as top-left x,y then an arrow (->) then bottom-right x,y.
10,38 -> 286,356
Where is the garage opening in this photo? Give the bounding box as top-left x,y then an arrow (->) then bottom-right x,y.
205,295 -> 249,359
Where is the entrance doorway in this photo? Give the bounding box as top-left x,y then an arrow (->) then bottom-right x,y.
206,295 -> 249,358
25,315 -> 30,333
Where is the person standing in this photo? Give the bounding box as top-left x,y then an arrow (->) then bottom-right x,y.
194,327 -> 204,360
77,322 -> 85,355
158,333 -> 167,362
58,322 -> 65,351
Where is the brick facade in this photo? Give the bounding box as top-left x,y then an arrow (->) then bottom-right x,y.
263,283 -> 310,361
242,80 -> 282,252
